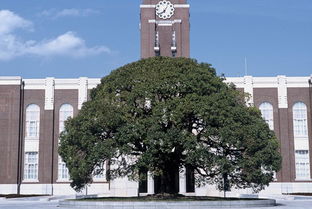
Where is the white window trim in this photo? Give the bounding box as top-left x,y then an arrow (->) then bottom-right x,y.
294,150 -> 311,180
293,102 -> 309,137
22,179 -> 40,183
25,104 -> 40,138
57,156 -> 70,182
259,102 -> 274,130
93,163 -> 106,182
23,152 -> 39,181
25,136 -> 40,140
57,104 -> 73,181
295,178 -> 312,181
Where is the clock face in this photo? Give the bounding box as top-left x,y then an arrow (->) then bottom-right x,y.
156,0 -> 175,19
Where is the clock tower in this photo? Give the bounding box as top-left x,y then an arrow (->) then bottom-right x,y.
140,0 -> 190,58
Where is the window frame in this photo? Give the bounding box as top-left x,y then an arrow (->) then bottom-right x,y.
295,150 -> 311,180
293,102 -> 308,138
25,104 -> 40,140
57,104 -> 73,182
57,156 -> 70,182
93,162 -> 106,182
59,104 -> 74,135
259,102 -> 274,130
23,152 -> 39,182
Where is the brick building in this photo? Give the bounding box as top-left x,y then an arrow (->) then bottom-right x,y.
0,0 -> 312,196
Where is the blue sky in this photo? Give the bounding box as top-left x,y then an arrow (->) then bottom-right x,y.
0,0 -> 311,78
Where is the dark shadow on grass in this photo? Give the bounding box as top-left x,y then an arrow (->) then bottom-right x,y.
275,203 -> 285,207
75,194 -> 263,202
0,194 -> 48,199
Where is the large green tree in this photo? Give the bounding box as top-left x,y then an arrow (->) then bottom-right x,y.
59,57 -> 281,194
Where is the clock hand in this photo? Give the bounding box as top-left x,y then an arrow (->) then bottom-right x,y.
164,4 -> 169,12
160,4 -> 169,14
156,7 -> 165,14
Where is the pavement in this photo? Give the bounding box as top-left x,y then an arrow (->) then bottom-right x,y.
0,201 -> 58,209
0,195 -> 312,209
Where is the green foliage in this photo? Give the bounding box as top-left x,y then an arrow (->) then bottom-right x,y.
59,57 -> 281,192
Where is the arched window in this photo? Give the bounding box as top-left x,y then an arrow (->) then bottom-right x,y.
25,104 -> 40,138
59,104 -> 73,133
58,104 -> 73,181
293,102 -> 310,180
293,102 -> 308,137
259,102 -> 274,130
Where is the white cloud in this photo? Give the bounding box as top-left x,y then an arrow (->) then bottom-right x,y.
57,9 -> 81,17
27,32 -> 111,57
0,34 -> 26,60
0,10 -> 111,61
39,8 -> 100,19
0,10 -> 32,34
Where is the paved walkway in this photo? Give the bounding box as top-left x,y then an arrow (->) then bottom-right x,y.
0,201 -> 58,209
0,196 -> 312,209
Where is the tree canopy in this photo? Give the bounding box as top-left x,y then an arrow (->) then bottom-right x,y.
59,57 -> 281,194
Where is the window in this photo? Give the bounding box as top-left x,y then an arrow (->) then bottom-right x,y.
93,163 -> 106,181
259,102 -> 274,130
293,102 -> 308,137
59,104 -> 73,133
57,104 -> 73,181
293,103 -> 310,179
295,150 -> 311,180
24,152 -> 38,180
58,156 -> 69,180
138,168 -> 148,193
25,104 -> 40,138
293,102 -> 310,180
186,165 -> 195,193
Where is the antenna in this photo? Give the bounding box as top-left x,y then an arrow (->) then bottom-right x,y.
244,57 -> 248,76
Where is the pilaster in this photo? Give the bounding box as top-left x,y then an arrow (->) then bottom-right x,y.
78,77 -> 88,110
147,172 -> 154,195
44,77 -> 55,110
179,167 -> 186,194
277,75 -> 288,109
244,76 -> 254,106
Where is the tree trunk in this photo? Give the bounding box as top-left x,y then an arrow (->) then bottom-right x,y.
154,164 -> 179,194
